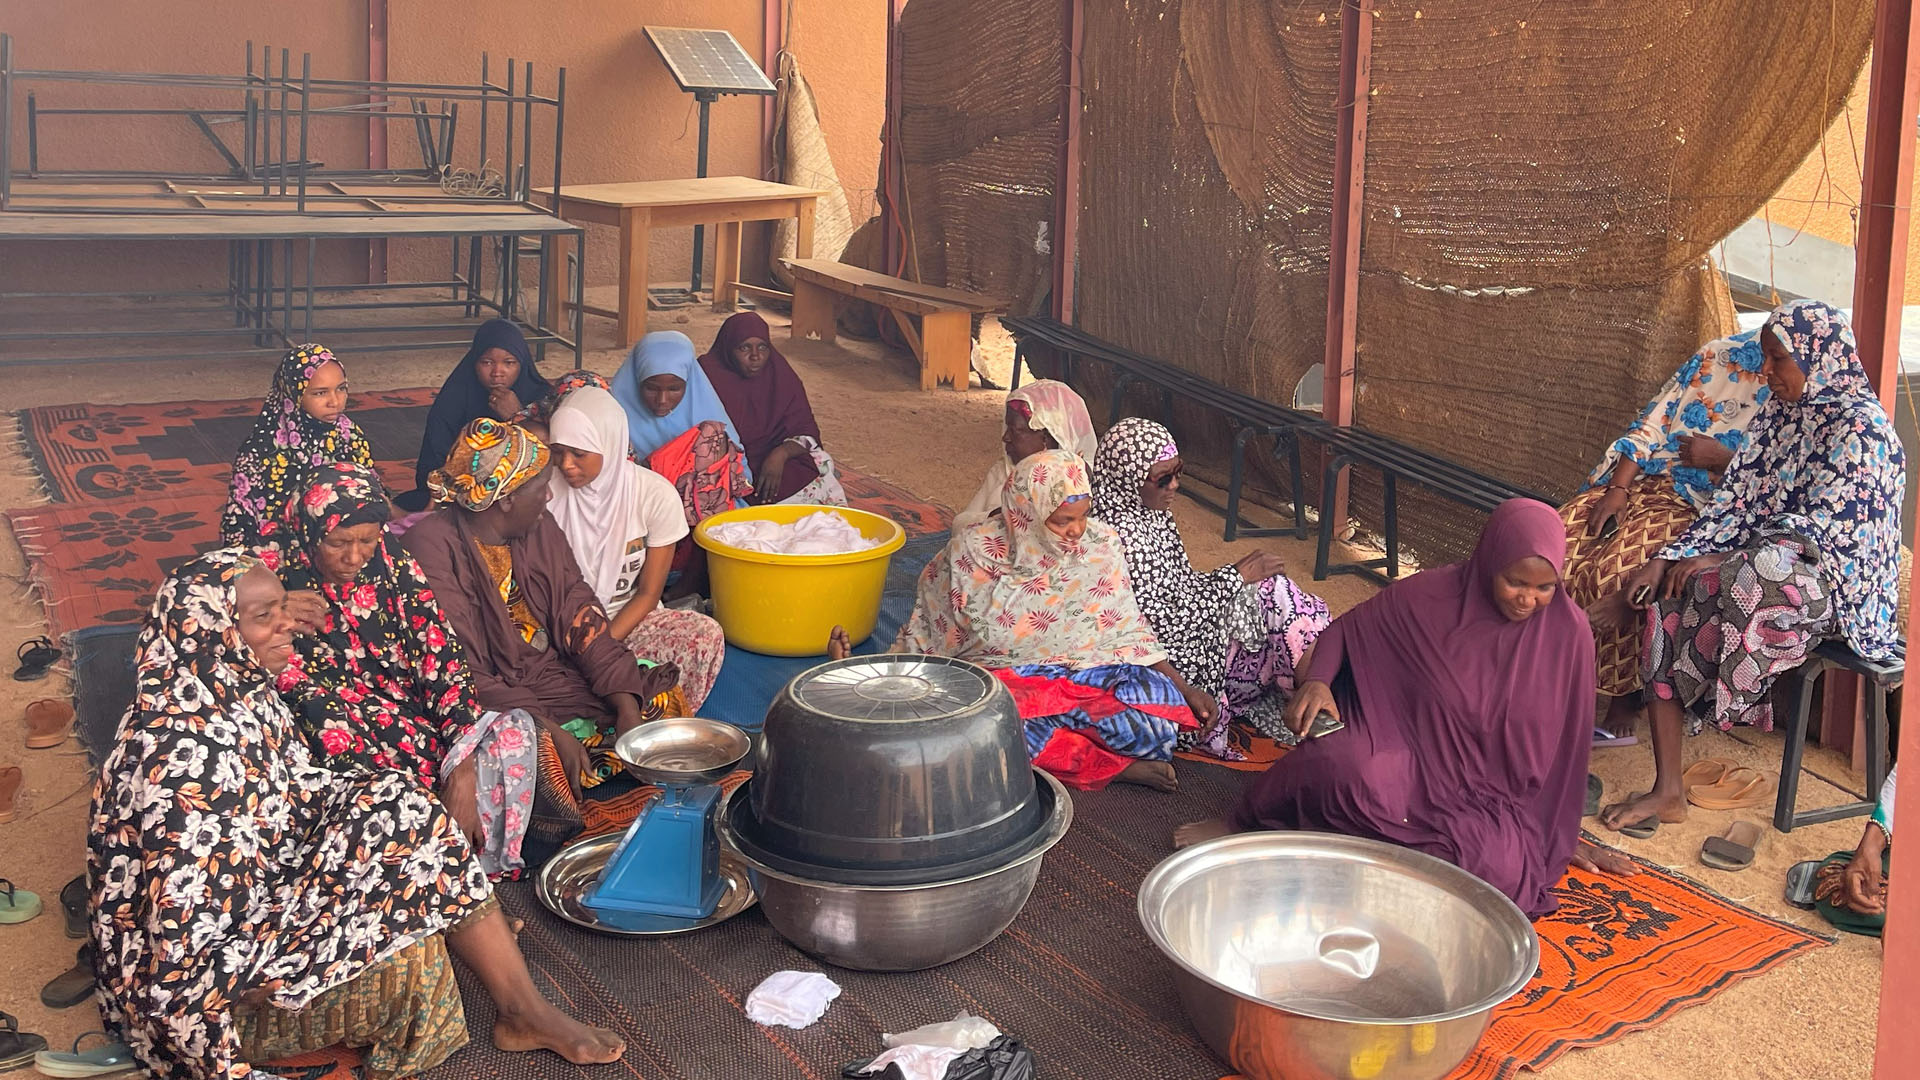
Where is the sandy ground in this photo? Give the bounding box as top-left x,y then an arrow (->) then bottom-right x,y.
0,294 -> 1885,1077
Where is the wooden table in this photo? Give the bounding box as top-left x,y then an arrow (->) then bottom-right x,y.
535,177 -> 826,347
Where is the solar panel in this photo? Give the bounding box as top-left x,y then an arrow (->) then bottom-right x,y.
643,27 -> 775,97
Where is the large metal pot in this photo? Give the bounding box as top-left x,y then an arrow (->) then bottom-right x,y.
723,770 -> 1073,971
750,655 -> 1042,873
1138,833 -> 1538,1080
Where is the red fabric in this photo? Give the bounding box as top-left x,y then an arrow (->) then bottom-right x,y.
1030,729 -> 1133,790
994,668 -> 1196,791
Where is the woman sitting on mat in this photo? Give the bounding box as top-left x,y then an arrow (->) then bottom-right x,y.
1561,330 -> 1771,736
1601,300 -> 1906,834
960,380 -> 1098,517
89,550 -> 623,1080
272,462 -> 537,878
699,312 -> 845,505
546,385 -> 727,708
399,319 -> 552,511
828,449 -> 1210,792
1173,499 -> 1636,919
220,343 -> 377,553
1092,418 -> 1330,759
1816,764 -> 1898,936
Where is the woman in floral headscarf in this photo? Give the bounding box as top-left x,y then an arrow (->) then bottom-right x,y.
89,550 -> 624,1080
220,343 -> 377,552
1561,330 -> 1772,735
274,462 -> 538,878
1602,300 -> 1906,834
1092,418 -> 1329,759
830,449 -> 1206,791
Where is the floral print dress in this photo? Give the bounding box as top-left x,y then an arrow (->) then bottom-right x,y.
273,464 -> 537,877
220,344 -> 377,553
89,548 -> 493,1080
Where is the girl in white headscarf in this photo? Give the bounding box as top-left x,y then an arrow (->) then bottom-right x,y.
960,380 -> 1098,516
546,385 -> 726,708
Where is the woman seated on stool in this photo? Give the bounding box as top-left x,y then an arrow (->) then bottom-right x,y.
400,319 -> 552,511
828,449 -> 1210,792
699,312 -> 845,505
272,462 -> 538,878
1600,300 -> 1905,834
1559,329 -> 1771,736
89,550 -> 623,1080
1092,418 -> 1330,759
960,380 -> 1097,517
546,385 -> 727,709
1174,500 -> 1634,919
221,343 -> 377,553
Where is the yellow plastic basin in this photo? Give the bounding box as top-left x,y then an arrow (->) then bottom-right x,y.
693,504 -> 907,657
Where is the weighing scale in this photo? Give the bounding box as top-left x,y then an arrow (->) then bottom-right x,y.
560,717 -> 753,931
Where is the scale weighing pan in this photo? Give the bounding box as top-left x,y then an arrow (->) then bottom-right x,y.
537,833 -> 758,936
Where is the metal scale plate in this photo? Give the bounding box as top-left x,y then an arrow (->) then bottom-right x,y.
537,833 -> 757,937
789,656 -> 994,724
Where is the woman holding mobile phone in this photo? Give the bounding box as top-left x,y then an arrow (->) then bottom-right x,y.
1559,330 -> 1772,737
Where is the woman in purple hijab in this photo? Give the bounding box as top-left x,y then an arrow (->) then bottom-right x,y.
1176,499 -> 1634,918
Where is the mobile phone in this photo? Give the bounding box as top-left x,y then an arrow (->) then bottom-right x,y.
1629,583 -> 1654,607
1597,514 -> 1619,539
1305,710 -> 1345,739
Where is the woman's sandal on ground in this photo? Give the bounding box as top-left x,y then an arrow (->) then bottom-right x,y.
1681,757 -> 1738,792
25,699 -> 75,750
1785,859 -> 1823,909
40,944 -> 94,1010
12,638 -> 60,683
1700,820 -> 1763,871
0,1013 -> 48,1073
60,874 -> 87,939
0,767 -> 20,825
32,1033 -> 137,1078
1688,766 -> 1776,811
0,879 -> 40,924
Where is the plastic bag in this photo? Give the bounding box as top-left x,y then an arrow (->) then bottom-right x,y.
882,1014 -> 1000,1052
841,1036 -> 1035,1080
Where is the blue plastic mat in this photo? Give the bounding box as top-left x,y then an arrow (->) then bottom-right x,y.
696,531 -> 948,731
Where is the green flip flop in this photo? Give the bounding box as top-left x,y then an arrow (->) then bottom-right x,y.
32,1033 -> 137,1078
0,880 -> 41,925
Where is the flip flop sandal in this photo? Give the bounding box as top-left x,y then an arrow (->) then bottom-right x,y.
1700,820 -> 1764,871
0,1013 -> 48,1073
1785,859 -> 1823,909
33,1034 -> 137,1078
12,638 -> 60,683
1620,817 -> 1660,839
25,700 -> 75,750
1591,726 -> 1638,749
1689,766 -> 1776,811
1681,757 -> 1739,792
0,880 -> 40,924
0,767 -> 19,825
1584,773 -> 1602,817
40,944 -> 93,1010
61,874 -> 87,940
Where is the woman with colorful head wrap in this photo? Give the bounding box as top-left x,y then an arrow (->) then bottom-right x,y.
829,449 -> 1205,792
1602,300 -> 1906,835
220,343 -> 377,552
273,462 -> 538,877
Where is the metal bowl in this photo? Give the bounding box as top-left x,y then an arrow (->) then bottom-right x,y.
1138,833 -> 1538,1080
751,656 -> 1042,872
613,717 -> 750,787
725,770 -> 1074,971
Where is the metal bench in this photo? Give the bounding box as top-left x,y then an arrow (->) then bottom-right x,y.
1003,316 -> 1552,580
1773,639 -> 1901,833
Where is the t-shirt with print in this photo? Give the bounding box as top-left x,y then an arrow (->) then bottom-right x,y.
605,466 -> 692,617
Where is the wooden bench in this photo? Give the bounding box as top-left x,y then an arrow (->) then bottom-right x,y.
781,258 -> 1001,391
1003,316 -> 1555,583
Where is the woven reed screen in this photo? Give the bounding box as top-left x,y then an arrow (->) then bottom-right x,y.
900,0 -> 1873,563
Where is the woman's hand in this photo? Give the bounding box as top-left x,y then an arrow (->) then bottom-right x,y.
283,589 -> 329,634
1661,553 -> 1722,601
1844,826 -> 1890,915
1586,486 -> 1630,538
1569,840 -> 1640,878
1620,559 -> 1670,611
1679,434 -> 1734,472
487,386 -> 523,420
439,756 -> 484,847
1282,680 -> 1338,738
236,979 -> 286,1011
609,693 -> 647,736
1234,550 -> 1289,584
539,717 -> 589,804
1179,683 -> 1218,725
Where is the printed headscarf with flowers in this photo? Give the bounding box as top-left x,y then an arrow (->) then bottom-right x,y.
220,343 -> 376,551
274,462 -> 488,785
897,448 -> 1166,668
88,548 -> 492,1080
1658,300 -> 1907,661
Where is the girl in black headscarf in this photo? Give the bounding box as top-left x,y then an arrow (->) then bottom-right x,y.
398,319 -> 550,511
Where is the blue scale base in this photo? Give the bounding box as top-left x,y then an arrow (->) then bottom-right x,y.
582,784 -> 724,920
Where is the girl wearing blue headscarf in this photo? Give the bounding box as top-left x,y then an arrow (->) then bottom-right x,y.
612,331 -> 746,462
1602,300 -> 1906,835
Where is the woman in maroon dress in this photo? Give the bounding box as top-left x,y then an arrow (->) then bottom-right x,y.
697,312 -> 843,505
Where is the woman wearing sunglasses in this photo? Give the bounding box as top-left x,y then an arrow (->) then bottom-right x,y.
1091,418 -> 1330,760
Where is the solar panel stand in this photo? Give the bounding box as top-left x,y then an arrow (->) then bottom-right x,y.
688,88 -> 718,295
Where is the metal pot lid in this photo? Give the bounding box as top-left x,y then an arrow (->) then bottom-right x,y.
788,655 -> 995,723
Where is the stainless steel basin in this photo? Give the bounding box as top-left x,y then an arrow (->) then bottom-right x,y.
1138,833 -> 1538,1080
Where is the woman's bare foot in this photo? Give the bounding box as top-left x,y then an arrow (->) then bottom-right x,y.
1598,789 -> 1687,832
1173,818 -> 1233,849
1569,839 -> 1640,877
826,625 -> 851,661
1116,759 -> 1178,792
493,1004 -> 625,1065
1600,695 -> 1641,738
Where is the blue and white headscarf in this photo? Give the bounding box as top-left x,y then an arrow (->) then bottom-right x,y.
1584,330 -> 1770,510
1658,300 -> 1906,661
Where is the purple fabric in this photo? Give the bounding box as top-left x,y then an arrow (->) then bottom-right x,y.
1229,499 -> 1595,919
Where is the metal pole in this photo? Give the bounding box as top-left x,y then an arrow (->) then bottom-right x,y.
520,60 -> 533,200
296,53 -> 310,212
690,92 -> 714,294
26,91 -> 37,176
879,3 -> 904,276
278,48 -> 290,196
551,66 -> 566,210
1319,0 -> 1374,531
502,59 -> 515,204
1050,0 -> 1084,323
303,237 -> 316,339
478,53 -> 489,179
2,34 -> 14,210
